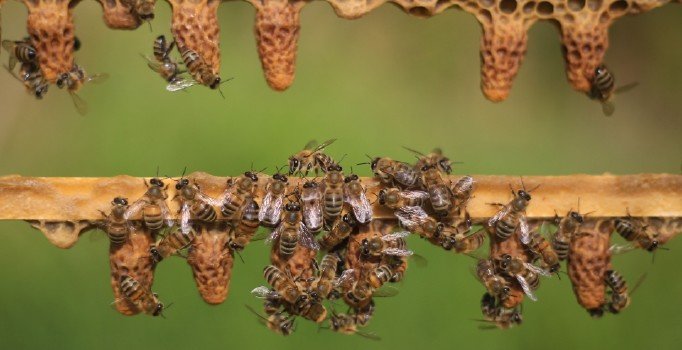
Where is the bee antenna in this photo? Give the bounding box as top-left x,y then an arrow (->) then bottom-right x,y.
365,154 -> 373,161
520,176 -> 526,191
234,249 -> 245,264
147,20 -> 153,32
337,154 -> 347,165
156,166 -> 160,178
181,166 -> 187,179
577,197 -> 581,213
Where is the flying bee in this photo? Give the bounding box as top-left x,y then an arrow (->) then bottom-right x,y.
588,64 -> 639,116
99,197 -> 132,245
231,198 -> 260,251
526,230 -> 560,273
451,175 -> 475,213
262,265 -> 308,309
125,177 -> 172,231
328,311 -> 381,340
394,205 -> 442,240
552,210 -> 585,261
143,35 -> 195,92
318,212 -> 357,251
378,188 -> 428,210
364,156 -> 420,188
2,39 -> 37,70
488,182 -> 537,244
267,201 -> 320,260
310,254 -> 340,301
476,259 -> 511,302
118,275 -> 166,317
343,173 -> 372,224
245,305 -> 295,336
404,146 -> 453,174
614,213 -> 660,252
259,170 -> 288,228
288,139 -> 337,176
421,165 -> 453,217
301,178 -> 323,233
55,64 -> 109,115
174,177 -> 219,233
323,164 -> 345,229
221,171 -> 259,220
604,270 -> 630,314
149,226 -> 197,264
494,254 -> 550,301
358,231 -> 412,259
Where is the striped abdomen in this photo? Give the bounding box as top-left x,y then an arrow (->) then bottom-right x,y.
393,164 -> 419,187
221,195 -> 244,219
236,200 -> 260,238
495,210 -> 521,241
427,184 -> 452,215
319,219 -> 352,250
153,36 -> 168,62
592,67 -> 614,100
192,201 -> 217,222
106,221 -> 129,245
323,188 -> 343,225
158,228 -> 196,258
278,228 -> 298,259
369,265 -> 392,289
120,275 -> 144,302
143,204 -> 164,230
523,271 -> 540,290
456,230 -> 485,253
552,235 -> 570,261
615,218 -> 637,241
314,153 -> 334,171
604,270 -> 627,295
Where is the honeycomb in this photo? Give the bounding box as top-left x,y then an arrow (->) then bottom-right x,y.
4,0 -> 675,100
109,228 -> 157,316
186,222 -> 234,305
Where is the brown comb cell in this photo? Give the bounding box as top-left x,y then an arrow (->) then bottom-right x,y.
186,223 -> 234,305
253,1 -> 304,91
270,238 -> 317,281
488,227 -> 531,309
96,0 -> 142,29
23,0 -> 76,83
109,228 -> 156,316
168,0 -> 221,75
567,219 -> 613,317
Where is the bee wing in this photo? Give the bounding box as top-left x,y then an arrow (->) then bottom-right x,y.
410,253 -> 429,268
195,191 -> 222,208
382,248 -> 413,257
395,206 -> 428,228
614,82 -> 639,94
518,216 -> 531,245
609,243 -> 636,255
601,101 -> 615,117
251,286 -> 273,299
124,199 -> 146,220
166,78 -> 197,92
302,193 -> 323,230
335,269 -> 356,287
356,331 -> 382,341
157,200 -> 174,228
345,189 -> 372,224
298,223 -> 320,251
488,205 -> 510,227
70,92 -> 88,116
265,225 -> 283,245
313,138 -> 336,152
303,139 -> 318,150
374,285 -> 399,298
524,262 -> 551,277
180,203 -> 192,234
86,73 -> 109,84
402,190 -> 429,200
382,231 -> 410,241
516,275 -> 538,301
259,192 -> 273,222
142,55 -> 162,72
453,176 -> 475,194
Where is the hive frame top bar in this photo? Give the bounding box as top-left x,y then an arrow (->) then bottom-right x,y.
0,173 -> 680,221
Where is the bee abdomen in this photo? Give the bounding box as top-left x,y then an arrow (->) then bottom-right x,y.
604,270 -> 627,294
614,219 -> 636,241
495,219 -> 516,240
107,225 -> 129,245
552,239 -> 570,260
279,235 -> 298,258
120,275 -> 143,301
143,205 -> 163,230
193,203 -> 217,222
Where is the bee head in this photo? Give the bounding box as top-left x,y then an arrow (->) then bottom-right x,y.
56,73 -> 69,88
439,159 -> 452,174
511,311 -> 523,325
150,178 -> 164,187
594,65 -> 608,77
288,158 -> 300,175
343,174 -> 358,183
517,190 -> 531,201
152,302 -> 165,317
209,77 -> 221,89
646,240 -> 659,252
139,13 -> 155,21
377,189 -> 387,205
285,202 -> 301,212
570,211 -> 584,223
175,178 -> 189,190
34,84 -> 48,99
303,180 -> 316,189
328,164 -> 342,172
112,197 -> 128,206
342,213 -> 357,226
370,158 -> 379,171
244,171 -> 258,182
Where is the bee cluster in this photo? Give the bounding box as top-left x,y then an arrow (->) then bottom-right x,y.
0,0 -> 675,105
95,140 -> 673,335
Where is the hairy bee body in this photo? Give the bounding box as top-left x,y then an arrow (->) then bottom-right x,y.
221,172 -> 258,220
527,231 -> 560,273
590,65 -> 615,102
263,265 -> 304,306
319,213 -> 356,250
2,39 -> 37,70
260,173 -> 288,227
450,228 -> 486,253
151,226 -> 196,263
421,166 -> 452,216
476,259 -> 511,302
615,216 -> 659,252
301,180 -> 323,233
553,211 -> 584,260
119,275 -> 165,316
323,165 -> 345,229
288,139 -> 337,176
17,63 -> 49,99
368,265 -> 393,289
451,175 -> 474,212
102,197 -> 130,245
235,199 -> 260,243
125,178 -> 170,232
489,189 -> 532,242
369,157 -> 419,188
311,254 -> 340,300
181,48 -> 221,88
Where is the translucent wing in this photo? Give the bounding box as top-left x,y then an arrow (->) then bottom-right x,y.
382,231 -> 410,241
195,190 -> 223,207
614,82 -> 639,94
402,190 -> 429,200
142,54 -> 161,72
86,73 -> 109,84
382,248 -> 413,257
124,199 -> 146,220
166,78 -> 197,92
524,262 -> 551,277
410,253 -> 428,268
601,101 -> 615,117
453,176 -> 474,194
395,206 -> 428,229
335,269 -> 356,288
298,223 -> 320,251
216,190 -> 232,207
180,203 -> 192,234
488,205 -> 510,227
251,286 -> 274,299
374,285 -> 399,298
609,243 -> 636,255
303,139 -> 318,151
302,192 -> 323,230
266,224 -> 284,245
516,275 -> 538,301
313,138 -> 336,152
157,199 -> 174,228
518,216 -> 531,245
259,192 -> 283,224
346,189 -> 372,223
356,331 -> 381,341
70,92 -> 88,116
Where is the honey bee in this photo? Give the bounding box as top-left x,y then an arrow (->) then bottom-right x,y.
288,139 -> 337,176
245,305 -> 295,336
552,210 -> 585,261
394,206 -> 443,240
297,300 -> 328,323
99,197 -> 132,245
488,183 -> 537,244
476,259 -> 511,302
441,226 -> 486,253
364,156 -> 420,188
323,164 -> 345,229
318,212 -> 357,250
588,64 -> 638,116
378,188 -> 429,210
10,63 -> 49,99
125,177 -> 172,231
495,254 -> 550,301
301,179 -> 323,233
267,201 -> 319,260
354,300 -> 375,327
525,230 -> 560,273
309,253 -> 340,301
221,171 -> 259,220
231,198 -> 260,251
604,270 -> 629,314
358,231 -> 412,259
338,269 -> 399,308
404,147 -> 453,174
421,165 -> 453,217
143,35 -> 194,92
614,214 -> 660,252
180,48 -> 227,91
55,64 -> 109,115
251,286 -> 283,315
259,170 -> 288,228
367,264 -> 396,289
478,294 -> 523,330
121,0 -> 156,23
328,311 -> 380,340
451,175 -> 475,213
174,177 -> 219,233
149,226 -> 197,264
343,173 -> 372,223
118,275 -> 166,317
262,265 -> 308,309
2,39 -> 37,70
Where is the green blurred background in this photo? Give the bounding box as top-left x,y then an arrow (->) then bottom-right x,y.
0,2 -> 681,349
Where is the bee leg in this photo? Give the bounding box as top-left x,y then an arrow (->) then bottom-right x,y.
487,202 -> 506,207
